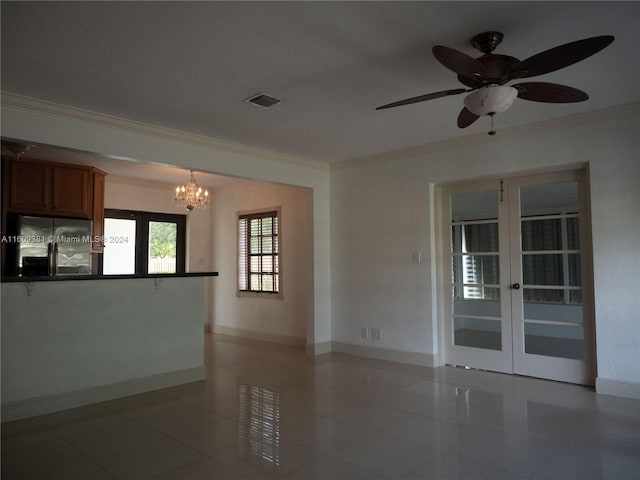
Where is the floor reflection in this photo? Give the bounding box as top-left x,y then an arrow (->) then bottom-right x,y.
237,382 -> 281,472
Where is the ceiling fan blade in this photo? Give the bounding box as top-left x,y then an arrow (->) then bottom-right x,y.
433,45 -> 489,79
514,82 -> 588,102
508,35 -> 614,79
457,107 -> 480,128
376,88 -> 467,110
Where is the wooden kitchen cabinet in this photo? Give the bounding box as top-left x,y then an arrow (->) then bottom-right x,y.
3,158 -> 106,220
52,164 -> 92,217
7,159 -> 52,214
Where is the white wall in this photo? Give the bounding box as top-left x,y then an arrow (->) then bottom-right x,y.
209,181 -> 313,344
331,104 -> 640,396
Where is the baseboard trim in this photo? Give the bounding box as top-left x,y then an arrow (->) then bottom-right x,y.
212,325 -> 305,347
331,342 -> 437,367
305,341 -> 332,356
1,366 -> 206,423
595,377 -> 640,399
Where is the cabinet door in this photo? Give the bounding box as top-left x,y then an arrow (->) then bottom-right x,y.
9,160 -> 52,213
52,165 -> 92,218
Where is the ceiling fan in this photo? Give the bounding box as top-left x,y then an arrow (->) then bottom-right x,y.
376,32 -> 614,134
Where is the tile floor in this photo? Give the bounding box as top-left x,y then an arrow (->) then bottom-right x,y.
2,334 -> 639,479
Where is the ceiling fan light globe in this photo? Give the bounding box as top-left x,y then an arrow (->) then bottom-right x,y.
464,85 -> 518,116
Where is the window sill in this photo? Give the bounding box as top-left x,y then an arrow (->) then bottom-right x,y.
237,290 -> 283,300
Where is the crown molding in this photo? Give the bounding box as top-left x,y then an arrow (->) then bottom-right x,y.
1,91 -> 329,172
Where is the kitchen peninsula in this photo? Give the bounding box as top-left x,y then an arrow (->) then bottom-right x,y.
1,272 -> 218,422
1,151 -> 217,422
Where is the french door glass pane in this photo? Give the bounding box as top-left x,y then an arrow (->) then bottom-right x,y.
454,317 -> 502,351
454,296 -> 501,316
520,181 -> 578,215
522,254 -> 581,286
524,322 -> 584,359
523,287 -> 583,304
523,296 -> 583,323
521,217 -> 580,251
148,221 -> 177,274
451,190 -> 502,351
453,286 -> 500,301
452,223 -> 499,253
103,218 -> 136,275
451,190 -> 498,221
452,255 -> 500,286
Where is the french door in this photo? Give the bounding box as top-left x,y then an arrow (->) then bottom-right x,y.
441,170 -> 595,385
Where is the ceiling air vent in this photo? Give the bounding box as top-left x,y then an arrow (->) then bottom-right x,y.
244,93 -> 282,109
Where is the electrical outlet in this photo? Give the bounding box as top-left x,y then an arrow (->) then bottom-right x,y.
371,328 -> 382,341
361,327 -> 369,340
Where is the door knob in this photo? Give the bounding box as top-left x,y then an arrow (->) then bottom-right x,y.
512,283 -> 521,290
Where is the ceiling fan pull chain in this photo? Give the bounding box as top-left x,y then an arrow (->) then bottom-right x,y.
488,113 -> 497,136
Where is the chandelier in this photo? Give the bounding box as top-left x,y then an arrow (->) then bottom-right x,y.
175,170 -> 209,211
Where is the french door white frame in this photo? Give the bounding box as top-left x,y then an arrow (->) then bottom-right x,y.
508,170 -> 596,384
436,169 -> 596,385
439,179 -> 514,375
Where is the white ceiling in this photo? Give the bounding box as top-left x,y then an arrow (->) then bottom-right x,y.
1,1 -> 639,171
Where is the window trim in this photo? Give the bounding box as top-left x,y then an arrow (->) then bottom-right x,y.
237,207 -> 282,298
104,209 -> 186,275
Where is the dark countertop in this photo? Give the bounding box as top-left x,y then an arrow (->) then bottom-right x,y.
1,272 -> 219,283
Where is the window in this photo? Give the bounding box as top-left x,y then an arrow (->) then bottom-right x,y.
238,210 -> 279,294
103,210 -> 186,275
